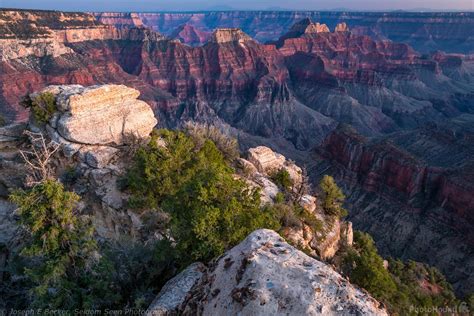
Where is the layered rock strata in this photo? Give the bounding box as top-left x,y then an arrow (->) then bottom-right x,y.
36,84 -> 157,146
94,11 -> 474,53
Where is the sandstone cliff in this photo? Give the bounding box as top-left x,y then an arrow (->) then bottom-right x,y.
169,24 -> 211,46
93,11 -> 474,54
147,229 -> 387,316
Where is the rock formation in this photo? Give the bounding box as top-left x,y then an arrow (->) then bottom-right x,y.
169,24 -> 211,46
248,146 -> 302,185
312,125 -> 474,295
334,22 -> 349,32
94,11 -> 474,54
36,84 -> 157,146
0,84 -> 158,246
147,229 -> 388,315
241,146 -> 350,259
209,28 -> 253,44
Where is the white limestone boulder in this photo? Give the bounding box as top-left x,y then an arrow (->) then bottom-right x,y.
39,84 -> 157,146
148,229 -> 388,316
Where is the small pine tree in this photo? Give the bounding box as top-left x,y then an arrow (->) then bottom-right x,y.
319,175 -> 348,217
9,180 -> 98,308
163,140 -> 279,263
21,92 -> 57,125
124,129 -> 197,209
271,168 -> 293,192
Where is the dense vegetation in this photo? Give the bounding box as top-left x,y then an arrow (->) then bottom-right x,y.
21,92 -> 57,125
4,126 -> 466,312
9,180 -> 100,308
123,129 -> 279,263
341,231 -> 460,315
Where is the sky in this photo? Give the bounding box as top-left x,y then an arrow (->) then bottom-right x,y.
0,0 -> 472,12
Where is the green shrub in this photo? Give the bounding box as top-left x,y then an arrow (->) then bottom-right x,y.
342,231 -> 397,302
185,122 -> 240,162
274,192 -> 285,204
341,231 -> 460,315
125,129 -> 280,264
0,114 -> 5,126
91,239 -> 177,309
163,140 -> 279,263
271,168 -> 293,191
9,180 -> 98,308
319,175 -> 348,218
124,129 -> 197,209
296,204 -> 323,233
21,92 -> 57,125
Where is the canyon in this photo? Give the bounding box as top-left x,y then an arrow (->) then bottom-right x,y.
94,11 -> 474,54
0,8 -> 473,297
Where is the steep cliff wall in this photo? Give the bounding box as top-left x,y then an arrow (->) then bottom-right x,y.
312,125 -> 474,295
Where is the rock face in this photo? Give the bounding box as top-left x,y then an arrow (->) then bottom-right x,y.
209,28 -> 253,44
39,84 -> 157,145
288,18 -> 330,36
94,11 -> 474,54
334,22 -> 349,32
248,146 -> 302,186
169,24 -> 211,46
243,146 -> 349,259
148,229 -> 387,316
147,263 -> 206,316
313,125 -> 474,295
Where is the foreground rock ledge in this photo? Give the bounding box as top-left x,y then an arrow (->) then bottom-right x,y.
147,229 -> 387,316
37,84 -> 157,145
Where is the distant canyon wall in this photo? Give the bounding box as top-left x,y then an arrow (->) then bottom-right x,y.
94,11 -> 474,53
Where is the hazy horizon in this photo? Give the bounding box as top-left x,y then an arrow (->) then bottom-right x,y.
0,0 -> 472,12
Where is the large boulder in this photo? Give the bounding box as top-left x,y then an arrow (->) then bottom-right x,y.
248,146 -> 286,174
248,146 -> 302,186
38,84 -> 157,146
148,229 -> 387,315
147,263 -> 205,316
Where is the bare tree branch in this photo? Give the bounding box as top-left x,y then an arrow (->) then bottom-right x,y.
19,130 -> 60,186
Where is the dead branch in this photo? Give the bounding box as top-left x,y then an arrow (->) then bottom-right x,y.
19,130 -> 60,186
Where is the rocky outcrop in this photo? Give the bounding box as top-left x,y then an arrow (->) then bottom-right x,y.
287,18 -> 330,36
334,22 -> 349,32
147,229 -> 387,315
209,28 -> 253,44
169,24 -> 211,46
94,12 -> 144,28
248,146 -> 302,186
147,263 -> 206,315
0,85 -> 157,242
36,84 -> 157,146
242,146 -> 351,259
